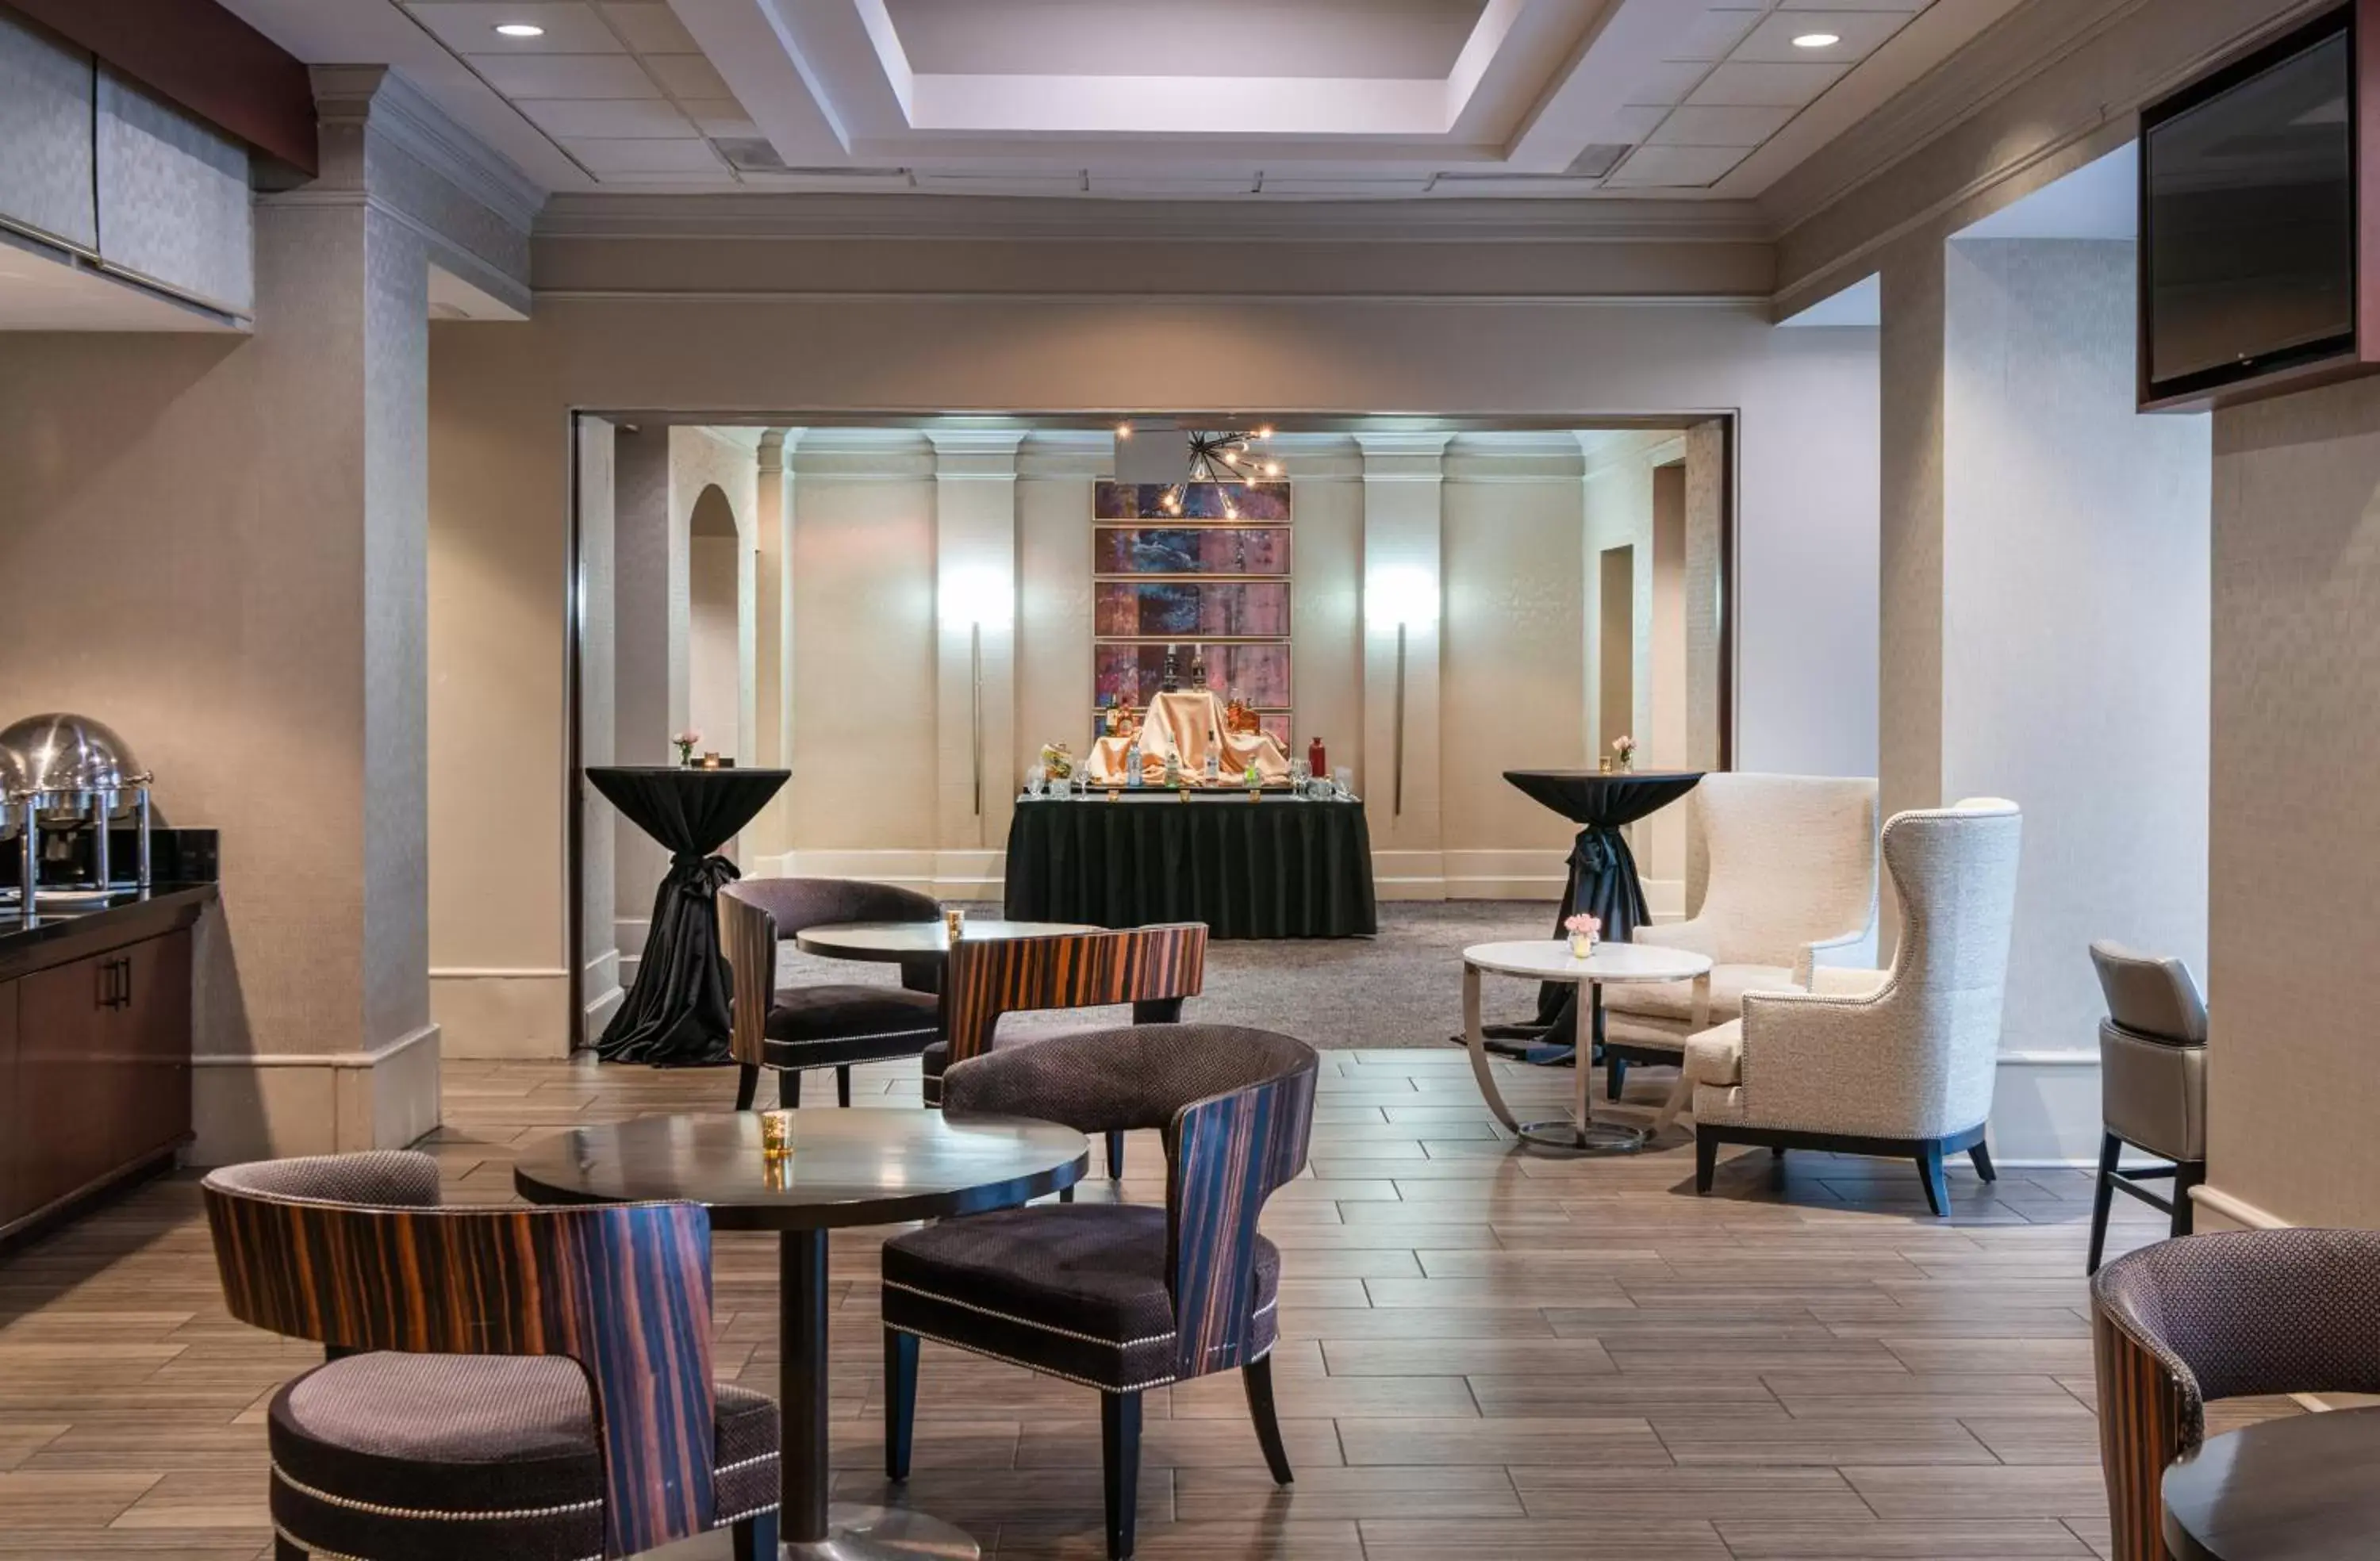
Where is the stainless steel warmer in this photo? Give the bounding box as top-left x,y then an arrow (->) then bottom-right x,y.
0,712 -> 153,920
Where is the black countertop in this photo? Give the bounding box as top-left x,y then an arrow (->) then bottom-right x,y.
0,883 -> 219,980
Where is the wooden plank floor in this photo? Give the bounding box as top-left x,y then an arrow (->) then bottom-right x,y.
0,1046 -> 2275,1560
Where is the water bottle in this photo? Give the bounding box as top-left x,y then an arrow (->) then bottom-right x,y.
1125,737 -> 1142,787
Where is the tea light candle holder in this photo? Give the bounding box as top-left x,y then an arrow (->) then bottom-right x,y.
942,906 -> 965,942
759,1109 -> 793,1160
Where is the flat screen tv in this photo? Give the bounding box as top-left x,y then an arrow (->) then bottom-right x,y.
2141,5 -> 2361,407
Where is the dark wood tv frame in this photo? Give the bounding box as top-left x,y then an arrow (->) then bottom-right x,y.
2138,0 -> 2378,412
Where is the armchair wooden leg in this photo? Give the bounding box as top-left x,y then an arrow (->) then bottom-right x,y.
2171,1160 -> 2205,1239
276,1539 -> 306,1561
781,1068 -> 801,1109
885,1328 -> 919,1481
1694,1129 -> 1718,1194
837,1064 -> 853,1108
1101,1390 -> 1143,1559
1106,1130 -> 1126,1181
1242,1356 -> 1294,1486
734,1064 -> 759,1111
731,1510 -> 778,1560
1967,1141 -> 1996,1183
2087,1132 -> 2122,1275
1915,1141 -> 1950,1217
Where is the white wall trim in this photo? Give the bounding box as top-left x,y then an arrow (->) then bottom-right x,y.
2192,1183 -> 2290,1231
193,1022 -> 440,1071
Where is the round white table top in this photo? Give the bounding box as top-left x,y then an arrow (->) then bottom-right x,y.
1462,939 -> 1713,984
794,919 -> 1098,962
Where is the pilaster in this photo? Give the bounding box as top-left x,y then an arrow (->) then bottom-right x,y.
1357,433 -> 1451,898
930,428 -> 1027,876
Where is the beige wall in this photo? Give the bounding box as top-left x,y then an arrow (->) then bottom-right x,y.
1441,436 -> 1587,895
2203,376 -> 2380,1229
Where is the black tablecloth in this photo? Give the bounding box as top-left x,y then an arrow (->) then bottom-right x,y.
1504,769 -> 1704,1045
1004,796 -> 1376,938
589,765 -> 789,1065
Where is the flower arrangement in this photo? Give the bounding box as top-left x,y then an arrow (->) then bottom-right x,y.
1611,734 -> 1637,772
673,728 -> 701,765
1564,912 -> 1601,958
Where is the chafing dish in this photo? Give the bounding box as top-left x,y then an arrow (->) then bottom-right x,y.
0,712 -> 153,922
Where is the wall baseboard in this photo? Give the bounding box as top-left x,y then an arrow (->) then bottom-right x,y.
190,1022 -> 442,1165
750,849 -> 1006,900
428,966 -> 574,1060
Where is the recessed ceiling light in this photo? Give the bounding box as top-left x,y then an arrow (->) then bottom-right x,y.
493,22 -> 546,38
1791,32 -> 1841,48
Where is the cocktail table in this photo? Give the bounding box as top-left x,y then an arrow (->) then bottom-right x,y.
793,918 -> 1094,964
513,1109 -> 1088,1559
1461,941 -> 1712,1153
2162,1405 -> 2380,1560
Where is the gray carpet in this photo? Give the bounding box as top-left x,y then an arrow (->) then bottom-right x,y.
776,900 -> 1561,1049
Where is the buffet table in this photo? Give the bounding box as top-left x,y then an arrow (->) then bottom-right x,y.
1003,793 -> 1376,938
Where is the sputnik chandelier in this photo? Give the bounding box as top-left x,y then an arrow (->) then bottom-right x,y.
1116,423 -> 1282,518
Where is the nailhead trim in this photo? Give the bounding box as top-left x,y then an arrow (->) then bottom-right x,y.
274,1520 -> 602,1561
272,1462 -> 601,1521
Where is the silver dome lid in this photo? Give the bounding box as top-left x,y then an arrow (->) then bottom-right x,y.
0,713 -> 152,800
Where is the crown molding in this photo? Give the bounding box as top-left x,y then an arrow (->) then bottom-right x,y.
313,66 -> 546,239
532,191 -> 1775,246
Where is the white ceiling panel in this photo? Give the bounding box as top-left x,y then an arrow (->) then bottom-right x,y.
407,2 -> 622,52
1733,10 -> 1910,63
1664,9 -> 1765,63
645,51 -> 731,98
1646,104 -> 1798,146
882,0 -> 1491,80
681,98 -> 758,136
564,136 -> 727,171
1683,59 -> 1849,106
600,2 -> 701,52
466,51 -> 658,96
1605,143 -> 1752,186
1622,59 -> 1712,108
516,97 -> 698,136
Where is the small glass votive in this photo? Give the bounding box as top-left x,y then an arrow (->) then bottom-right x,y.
759,1109 -> 793,1160
943,905 -> 965,942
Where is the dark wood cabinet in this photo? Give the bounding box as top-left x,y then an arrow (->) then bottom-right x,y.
1,892 -> 208,1243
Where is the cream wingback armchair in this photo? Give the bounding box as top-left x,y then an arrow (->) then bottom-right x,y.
1676,797 -> 2021,1216
1600,773 -> 1879,1101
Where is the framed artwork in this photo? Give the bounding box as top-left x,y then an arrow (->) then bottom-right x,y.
1092,480 -> 1291,743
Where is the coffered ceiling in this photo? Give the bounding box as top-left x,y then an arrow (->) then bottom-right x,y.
219,0 -> 2029,199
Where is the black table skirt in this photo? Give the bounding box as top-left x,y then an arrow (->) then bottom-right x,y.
1503,769 -> 1704,1045
1004,796 -> 1377,939
588,765 -> 789,1066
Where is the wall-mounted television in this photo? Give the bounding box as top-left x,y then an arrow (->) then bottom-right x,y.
2140,3 -> 2370,409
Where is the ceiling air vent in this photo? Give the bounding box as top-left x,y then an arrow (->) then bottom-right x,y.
713,138 -> 786,172
1564,144 -> 1632,178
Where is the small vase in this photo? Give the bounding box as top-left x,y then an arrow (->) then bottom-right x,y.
1568,934 -> 1594,958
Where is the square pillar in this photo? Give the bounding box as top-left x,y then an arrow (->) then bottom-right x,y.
1358,434 -> 1450,898
930,430 -> 1027,892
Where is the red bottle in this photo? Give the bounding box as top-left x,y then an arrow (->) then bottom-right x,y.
1307,736 -> 1327,776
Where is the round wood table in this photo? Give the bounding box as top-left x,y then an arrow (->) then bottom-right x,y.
1461,940 -> 1712,1153
793,919 -> 1094,963
514,1109 -> 1088,1560
2163,1406 -> 2380,1559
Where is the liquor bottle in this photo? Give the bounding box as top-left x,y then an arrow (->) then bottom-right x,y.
1163,749 -> 1182,789
1203,747 -> 1220,785
1307,736 -> 1327,776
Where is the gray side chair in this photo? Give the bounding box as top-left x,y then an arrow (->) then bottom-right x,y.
2088,941 -> 2209,1275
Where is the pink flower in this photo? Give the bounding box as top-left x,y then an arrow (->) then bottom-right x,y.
674,728 -> 701,746
1563,913 -> 1601,937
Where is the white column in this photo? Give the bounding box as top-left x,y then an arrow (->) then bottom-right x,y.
1358,433 -> 1450,899
929,429 -> 1027,896
747,428 -> 799,872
